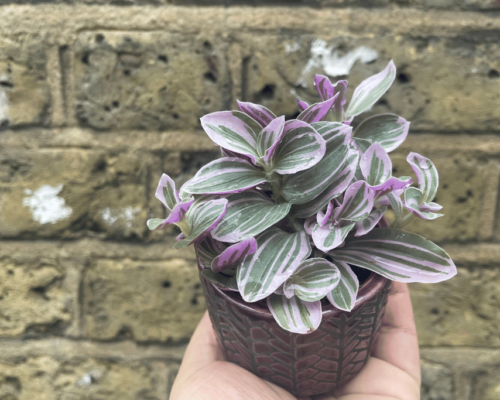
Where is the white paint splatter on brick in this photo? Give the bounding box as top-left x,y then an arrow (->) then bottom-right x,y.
99,206 -> 141,229
0,74 -> 9,125
285,42 -> 301,54
23,184 -> 72,224
297,39 -> 379,87
76,370 -> 103,387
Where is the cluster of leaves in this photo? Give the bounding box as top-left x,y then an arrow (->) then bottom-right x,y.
148,61 -> 457,334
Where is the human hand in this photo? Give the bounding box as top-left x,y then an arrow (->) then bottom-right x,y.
170,281 -> 421,400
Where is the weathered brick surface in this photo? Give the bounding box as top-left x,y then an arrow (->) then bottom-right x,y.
83,258 -> 204,342
0,3 -> 500,399
421,348 -> 500,400
236,32 -> 500,132
410,267 -> 500,347
0,259 -> 73,338
0,148 -> 159,239
0,37 -> 50,129
73,31 -> 230,131
0,357 -> 169,400
421,360 -> 454,400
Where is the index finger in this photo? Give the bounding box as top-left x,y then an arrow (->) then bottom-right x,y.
371,281 -> 421,384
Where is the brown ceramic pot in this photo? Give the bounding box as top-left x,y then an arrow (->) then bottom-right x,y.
199,267 -> 391,397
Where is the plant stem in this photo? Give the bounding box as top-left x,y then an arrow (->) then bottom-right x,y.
391,212 -> 414,230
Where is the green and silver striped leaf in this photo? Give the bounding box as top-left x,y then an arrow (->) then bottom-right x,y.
326,262 -> 359,312
267,293 -> 322,334
200,111 -> 261,161
173,198 -> 228,249
237,228 -> 311,302
329,228 -> 457,283
405,187 -> 444,220
283,258 -> 340,302
354,206 -> 387,237
211,191 -> 291,243
312,221 -> 356,253
345,60 -> 397,119
182,158 -> 266,195
290,150 -> 358,218
360,143 -> 392,187
280,126 -> 352,204
354,113 -> 410,153
407,152 -> 439,204
270,120 -> 326,175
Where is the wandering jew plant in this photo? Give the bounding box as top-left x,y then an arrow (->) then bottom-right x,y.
148,60 -> 457,334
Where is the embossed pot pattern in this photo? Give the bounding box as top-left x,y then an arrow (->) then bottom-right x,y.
200,268 -> 392,397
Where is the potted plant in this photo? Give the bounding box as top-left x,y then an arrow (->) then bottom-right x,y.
147,60 -> 456,397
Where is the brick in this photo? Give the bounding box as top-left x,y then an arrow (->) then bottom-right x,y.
237,31 -> 500,132
421,360 -> 453,400
0,37 -> 50,129
421,348 -> 500,400
73,31 -> 230,131
83,258 -> 205,342
0,259 -> 73,338
473,370 -> 500,400
0,148 -> 156,239
0,357 -> 168,400
410,267 -> 500,347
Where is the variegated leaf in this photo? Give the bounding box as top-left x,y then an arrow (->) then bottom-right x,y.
220,147 -> 254,163
317,201 -> 334,227
212,237 -> 258,273
326,262 -> 359,311
237,228 -> 311,302
237,100 -> 277,128
312,221 -> 356,252
211,191 -> 291,243
270,120 -> 326,174
352,137 -> 372,153
200,111 -> 261,161
354,113 -> 410,152
386,191 -> 404,223
314,75 -> 335,101
333,181 -> 375,222
267,294 -> 322,334
315,76 -> 348,121
407,152 -> 439,203
329,228 -> 457,283
283,258 -> 340,302
345,60 -> 397,118
155,174 -> 180,211
181,158 -> 266,195
354,206 -> 387,237
369,176 -> 412,198
311,121 -> 353,143
280,126 -> 353,204
297,96 -> 337,124
297,98 -> 309,112
256,116 -> 286,162
201,269 -> 239,292
289,150 -> 358,218
195,235 -> 224,268
146,199 -> 193,231
360,143 -> 392,187
173,198 -> 228,249
404,187 -> 444,220
304,216 -> 316,235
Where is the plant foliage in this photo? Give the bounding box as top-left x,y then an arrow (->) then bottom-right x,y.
148,60 -> 456,334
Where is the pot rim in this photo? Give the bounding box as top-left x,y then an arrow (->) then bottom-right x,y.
201,268 -> 390,321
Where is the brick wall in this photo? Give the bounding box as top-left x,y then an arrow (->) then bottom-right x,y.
1,3 -> 500,399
